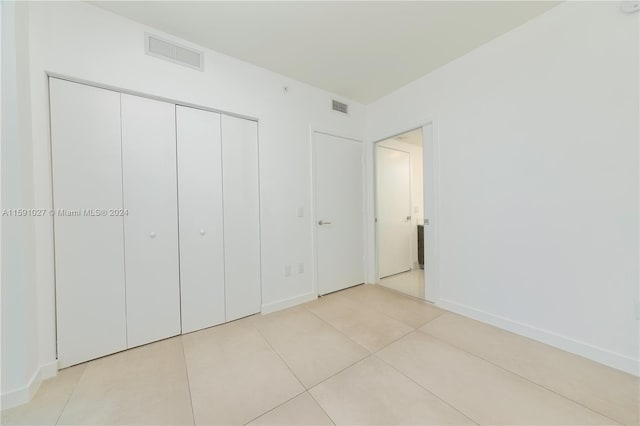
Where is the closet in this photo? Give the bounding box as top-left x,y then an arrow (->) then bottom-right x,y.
50,78 -> 261,368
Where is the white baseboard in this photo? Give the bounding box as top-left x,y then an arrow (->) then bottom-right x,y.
1,360 -> 58,410
436,298 -> 639,377
261,291 -> 317,314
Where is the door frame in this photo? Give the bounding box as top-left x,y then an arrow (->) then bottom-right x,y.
372,120 -> 440,302
375,144 -> 414,278
310,129 -> 366,297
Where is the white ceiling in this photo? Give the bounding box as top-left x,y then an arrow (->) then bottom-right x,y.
93,1 -> 559,104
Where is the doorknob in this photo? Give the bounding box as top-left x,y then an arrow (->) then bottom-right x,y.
318,220 -> 332,226
199,229 -> 206,236
149,231 -> 157,239
405,216 -> 411,221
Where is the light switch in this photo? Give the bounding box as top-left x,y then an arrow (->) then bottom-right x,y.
297,263 -> 304,274
297,206 -> 304,218
284,265 -> 291,277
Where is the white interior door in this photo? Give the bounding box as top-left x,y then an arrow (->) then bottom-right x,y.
50,78 -> 127,367
376,146 -> 412,278
121,94 -> 181,347
221,115 -> 261,321
176,106 -> 226,333
314,132 -> 365,295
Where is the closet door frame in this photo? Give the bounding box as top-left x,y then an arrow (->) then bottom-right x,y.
47,73 -> 262,354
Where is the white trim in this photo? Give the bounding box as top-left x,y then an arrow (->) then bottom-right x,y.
46,73 -> 257,123
422,121 -> 441,303
1,360 -> 58,409
436,298 -> 640,376
261,291 -> 317,315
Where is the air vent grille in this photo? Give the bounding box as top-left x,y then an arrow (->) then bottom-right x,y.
145,34 -> 203,71
332,100 -> 349,114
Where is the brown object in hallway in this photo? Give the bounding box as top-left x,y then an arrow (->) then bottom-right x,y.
417,225 -> 424,269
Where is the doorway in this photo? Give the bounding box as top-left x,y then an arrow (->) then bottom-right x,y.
375,128 -> 425,299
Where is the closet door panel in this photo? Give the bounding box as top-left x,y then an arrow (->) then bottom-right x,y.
49,78 -> 127,367
121,94 -> 181,347
221,115 -> 261,321
176,106 -> 226,333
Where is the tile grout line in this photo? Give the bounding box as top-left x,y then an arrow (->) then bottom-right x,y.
302,291 -> 440,356
417,329 -> 623,425
241,389 -> 307,426
246,324 -> 327,425
307,353 -> 375,392
53,364 -> 88,426
373,352 -> 480,426
179,336 -> 196,426
324,284 -> 446,333
305,390 -> 337,426
242,320 -> 339,425
252,310 -> 369,425
323,288 -> 622,424
301,302 -> 373,353
254,315 -> 383,398
254,324 -> 307,391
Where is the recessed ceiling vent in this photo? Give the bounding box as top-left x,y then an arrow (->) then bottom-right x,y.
145,33 -> 204,71
332,99 -> 349,114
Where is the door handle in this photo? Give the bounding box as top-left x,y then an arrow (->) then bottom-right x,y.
405,216 -> 411,221
318,220 -> 332,226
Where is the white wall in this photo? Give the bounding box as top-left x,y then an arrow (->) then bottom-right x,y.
22,0 -> 364,397
1,1 -> 42,407
366,2 -> 639,375
376,139 -> 424,268
4,0 -> 637,406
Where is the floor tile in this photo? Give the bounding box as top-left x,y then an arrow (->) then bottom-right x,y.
379,269 -> 425,299
309,356 -> 474,425
342,284 -> 443,328
420,313 -> 639,425
255,307 -> 369,388
378,332 -> 616,425
57,337 -> 193,425
248,392 -> 333,425
182,320 -> 304,425
0,364 -> 86,426
304,293 -> 413,352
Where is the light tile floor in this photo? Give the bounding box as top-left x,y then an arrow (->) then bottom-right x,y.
379,269 -> 425,299
2,284 -> 638,426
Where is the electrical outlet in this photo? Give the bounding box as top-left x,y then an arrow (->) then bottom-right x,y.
297,263 -> 304,274
284,265 -> 291,277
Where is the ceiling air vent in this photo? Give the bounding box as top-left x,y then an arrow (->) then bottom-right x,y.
332,99 -> 349,114
145,33 -> 204,71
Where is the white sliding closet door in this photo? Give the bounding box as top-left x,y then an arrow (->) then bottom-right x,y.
221,115 -> 261,321
121,94 -> 181,347
176,106 -> 226,333
50,78 -> 127,368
